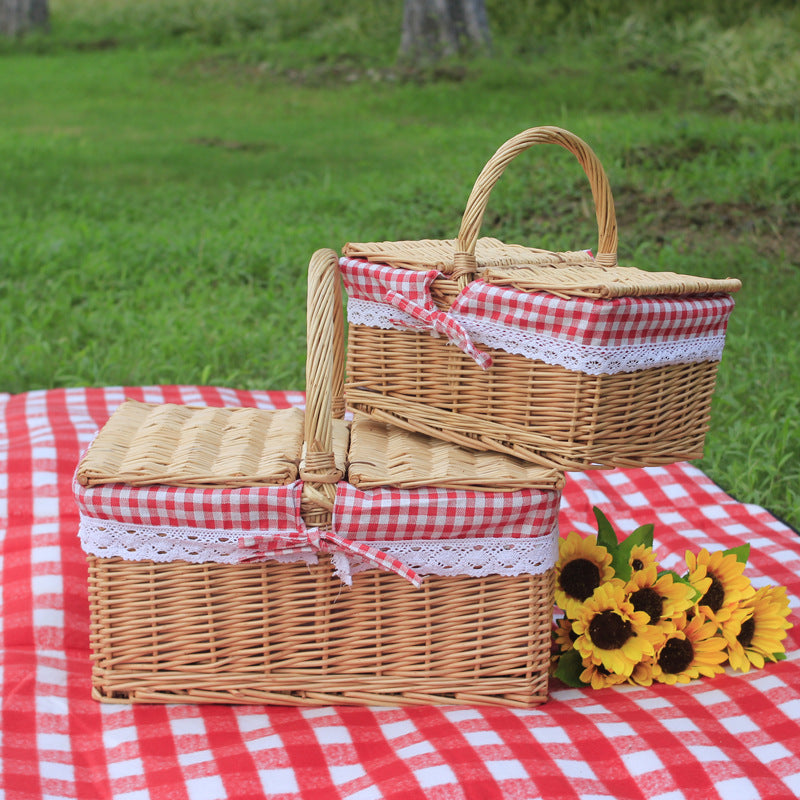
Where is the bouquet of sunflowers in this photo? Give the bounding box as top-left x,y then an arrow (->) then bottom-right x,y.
552,508 -> 792,689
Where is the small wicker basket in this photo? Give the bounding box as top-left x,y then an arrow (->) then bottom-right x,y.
342,126 -> 741,470
76,249 -> 563,708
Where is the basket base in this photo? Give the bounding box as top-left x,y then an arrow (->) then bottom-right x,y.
88,556 -> 554,708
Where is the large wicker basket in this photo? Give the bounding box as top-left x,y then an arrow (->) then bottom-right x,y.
342,126 -> 741,470
76,249 -> 563,708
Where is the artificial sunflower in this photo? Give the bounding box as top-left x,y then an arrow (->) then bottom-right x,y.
572,580 -> 654,677
652,613 -> 727,685
556,530 -> 614,618
553,616 -> 577,654
580,657 -> 629,690
628,543 -> 658,574
685,548 -> 755,627
626,564 -> 696,640
725,585 -> 793,672
628,654 -> 656,687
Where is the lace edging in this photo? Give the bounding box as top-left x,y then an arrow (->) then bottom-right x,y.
347,297 -> 725,374
78,515 -> 557,578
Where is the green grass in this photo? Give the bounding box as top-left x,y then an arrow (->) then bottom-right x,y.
1,1 -> 798,529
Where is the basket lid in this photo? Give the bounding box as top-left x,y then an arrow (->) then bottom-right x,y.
347,417 -> 564,492
343,237 -> 594,274
76,399 -> 308,488
342,238 -> 741,299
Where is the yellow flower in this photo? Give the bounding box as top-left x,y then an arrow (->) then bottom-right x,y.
572,580 -> 655,678
626,565 -> 695,640
652,613 -> 728,685
685,548 -> 754,627
580,657 -> 629,690
725,585 -> 793,672
553,616 -> 577,654
556,531 -> 614,618
628,655 -> 656,687
629,544 -> 658,574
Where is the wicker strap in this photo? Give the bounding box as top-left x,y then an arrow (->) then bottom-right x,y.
454,126 -> 617,286
303,249 -> 347,525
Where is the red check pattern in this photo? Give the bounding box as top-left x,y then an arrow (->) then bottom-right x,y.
339,257 -> 441,305
3,386 -> 800,800
75,481 -> 304,531
451,281 -> 736,346
340,257 -> 492,368
340,256 -> 736,348
334,484 -> 560,540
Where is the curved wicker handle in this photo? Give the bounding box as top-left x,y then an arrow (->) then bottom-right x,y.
453,126 -> 618,285
302,248 -> 346,522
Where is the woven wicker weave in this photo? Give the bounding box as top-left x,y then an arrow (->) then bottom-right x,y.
76,402 -> 307,487
348,417 -> 564,491
85,248 -> 560,708
343,125 -> 740,470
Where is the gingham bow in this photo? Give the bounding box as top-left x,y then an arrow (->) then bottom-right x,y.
239,528 -> 423,588
384,290 -> 493,370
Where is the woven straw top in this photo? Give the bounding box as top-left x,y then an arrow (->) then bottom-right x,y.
347,417 -> 564,492
76,400 -> 307,488
342,237 -> 741,299
343,237 -> 594,273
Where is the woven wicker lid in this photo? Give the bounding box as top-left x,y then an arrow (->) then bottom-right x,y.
343,237 -> 594,273
342,237 -> 741,299
76,399 -> 309,488
347,417 -> 564,491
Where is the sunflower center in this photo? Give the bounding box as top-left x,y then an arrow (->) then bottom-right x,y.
658,637 -> 694,674
700,575 -> 725,613
737,616 -> 756,648
560,558 -> 601,602
631,558 -> 644,571
630,587 -> 664,624
589,610 -> 633,650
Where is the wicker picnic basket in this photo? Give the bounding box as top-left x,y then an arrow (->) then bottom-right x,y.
342,126 -> 741,470
75,248 -> 564,708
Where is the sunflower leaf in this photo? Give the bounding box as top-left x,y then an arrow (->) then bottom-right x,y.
658,569 -> 703,604
610,523 -> 655,583
627,523 -> 655,551
723,543 -> 751,565
770,651 -> 788,662
593,507 -> 619,552
553,648 -> 589,688
610,553 -> 632,583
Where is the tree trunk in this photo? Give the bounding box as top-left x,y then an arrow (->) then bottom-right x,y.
0,0 -> 49,37
400,0 -> 491,61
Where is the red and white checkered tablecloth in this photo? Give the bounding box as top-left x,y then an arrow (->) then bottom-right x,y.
2,386 -> 799,800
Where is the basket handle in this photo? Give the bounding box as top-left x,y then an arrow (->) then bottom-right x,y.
302,248 -> 346,523
453,126 -> 618,286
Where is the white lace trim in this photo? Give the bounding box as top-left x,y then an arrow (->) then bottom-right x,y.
454,315 -> 727,375
347,297 -> 726,375
78,514 -> 557,578
345,535 -> 558,578
348,296 -> 421,331
78,514 -> 317,565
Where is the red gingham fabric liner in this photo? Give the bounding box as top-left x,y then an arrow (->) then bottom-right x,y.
74,441 -> 559,585
451,281 -> 735,346
339,257 -> 492,367
3,386 -> 800,800
333,484 -> 560,540
340,256 -> 736,347
339,257 -> 440,306
75,480 -> 305,531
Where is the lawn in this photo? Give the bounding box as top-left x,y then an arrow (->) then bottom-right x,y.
1,0 -> 798,528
